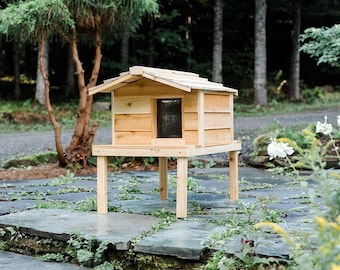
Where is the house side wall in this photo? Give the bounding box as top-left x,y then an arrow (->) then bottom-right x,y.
110,83 -> 234,147
113,84 -> 192,145
203,93 -> 233,146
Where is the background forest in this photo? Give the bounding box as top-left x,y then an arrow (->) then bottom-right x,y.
0,0 -> 339,104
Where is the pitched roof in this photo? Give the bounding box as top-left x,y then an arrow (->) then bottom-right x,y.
88,66 -> 238,96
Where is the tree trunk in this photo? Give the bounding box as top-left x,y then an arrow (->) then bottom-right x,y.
35,37 -> 48,105
13,40 -> 20,99
289,0 -> 301,101
64,29 -> 101,168
65,45 -> 75,97
212,0 -> 223,83
39,33 -> 67,167
121,27 -> 129,69
147,22 -> 154,67
254,0 -> 267,106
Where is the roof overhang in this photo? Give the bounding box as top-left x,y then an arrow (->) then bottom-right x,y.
88,66 -> 238,96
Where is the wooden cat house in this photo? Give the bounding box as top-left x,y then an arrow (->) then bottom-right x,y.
89,66 -> 241,218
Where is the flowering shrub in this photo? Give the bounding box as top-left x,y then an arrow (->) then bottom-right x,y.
316,116 -> 333,135
250,115 -> 340,170
254,116 -> 340,269
267,137 -> 294,160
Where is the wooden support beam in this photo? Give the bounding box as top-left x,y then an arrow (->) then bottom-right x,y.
229,151 -> 239,201
176,157 -> 188,218
92,141 -> 241,157
159,157 -> 168,200
93,143 -> 240,217
97,156 -> 108,214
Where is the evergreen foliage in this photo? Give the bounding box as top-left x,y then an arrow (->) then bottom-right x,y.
0,0 -> 74,41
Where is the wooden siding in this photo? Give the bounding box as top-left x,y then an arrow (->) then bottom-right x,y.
115,114 -> 151,131
110,89 -> 235,147
204,129 -> 232,146
183,91 -> 199,145
183,130 -> 199,145
204,93 -> 231,112
114,80 -> 186,97
115,131 -> 151,145
183,92 -> 198,112
183,112 -> 198,130
114,96 -> 151,114
204,113 -> 231,129
113,90 -> 203,146
113,95 -> 152,145
203,93 -> 233,146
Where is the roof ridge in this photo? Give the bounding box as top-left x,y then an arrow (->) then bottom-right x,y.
129,66 -> 199,77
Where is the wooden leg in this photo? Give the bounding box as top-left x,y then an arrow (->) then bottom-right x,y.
159,157 -> 168,200
229,151 -> 239,201
97,156 -> 108,214
176,157 -> 188,218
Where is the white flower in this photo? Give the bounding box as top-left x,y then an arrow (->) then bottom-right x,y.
267,137 -> 294,160
316,115 -> 333,135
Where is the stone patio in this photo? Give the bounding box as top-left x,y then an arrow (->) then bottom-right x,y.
0,167 -> 325,269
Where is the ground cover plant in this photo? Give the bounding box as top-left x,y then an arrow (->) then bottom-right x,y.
204,116 -> 340,269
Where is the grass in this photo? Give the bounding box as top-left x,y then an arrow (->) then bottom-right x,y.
0,90 -> 340,133
0,99 -> 112,133
235,91 -> 340,116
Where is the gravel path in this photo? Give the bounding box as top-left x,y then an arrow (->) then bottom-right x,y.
0,108 -> 339,165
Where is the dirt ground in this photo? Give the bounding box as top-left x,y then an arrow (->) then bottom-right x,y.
0,163 -> 96,181
0,159 -> 177,181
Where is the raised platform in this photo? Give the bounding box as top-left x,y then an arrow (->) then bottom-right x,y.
92,141 -> 242,157
92,141 -> 242,218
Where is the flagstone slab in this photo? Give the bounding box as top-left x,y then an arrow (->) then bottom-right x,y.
221,234 -> 291,258
0,209 -> 160,250
112,199 -> 176,214
134,220 -> 223,260
0,251 -> 87,270
47,192 -> 96,202
0,200 -> 36,215
241,188 -> 306,199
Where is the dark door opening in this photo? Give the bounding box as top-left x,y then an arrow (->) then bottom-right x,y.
157,98 -> 182,138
